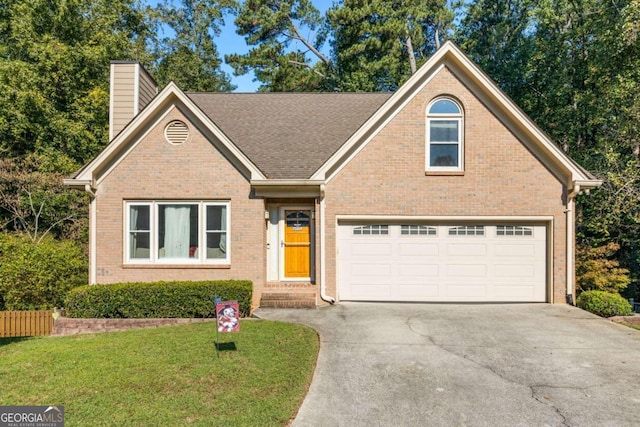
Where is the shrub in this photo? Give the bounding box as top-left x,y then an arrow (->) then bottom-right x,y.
577,290 -> 633,318
576,242 -> 631,294
0,233 -> 87,310
65,280 -> 252,318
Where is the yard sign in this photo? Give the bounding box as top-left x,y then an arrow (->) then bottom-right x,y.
216,301 -> 240,333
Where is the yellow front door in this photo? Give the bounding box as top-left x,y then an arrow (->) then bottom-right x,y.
283,210 -> 311,278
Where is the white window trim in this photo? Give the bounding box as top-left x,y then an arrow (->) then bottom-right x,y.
426,98 -> 464,172
125,201 -> 230,265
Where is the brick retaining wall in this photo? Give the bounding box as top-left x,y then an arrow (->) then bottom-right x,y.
52,317 -> 216,336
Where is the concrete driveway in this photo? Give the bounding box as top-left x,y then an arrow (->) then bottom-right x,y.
255,303 -> 640,427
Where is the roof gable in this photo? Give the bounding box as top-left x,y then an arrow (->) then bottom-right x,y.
311,41 -> 600,190
67,83 -> 266,188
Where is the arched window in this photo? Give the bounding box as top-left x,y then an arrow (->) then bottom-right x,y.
426,98 -> 463,172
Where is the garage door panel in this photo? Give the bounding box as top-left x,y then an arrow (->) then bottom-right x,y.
338,223 -> 547,302
494,244 -> 537,257
495,264 -> 536,277
398,243 -> 440,256
447,243 -> 487,256
398,285 -> 440,298
351,242 -> 392,256
351,263 -> 391,277
350,284 -> 390,299
494,284 -> 537,298
445,284 -> 488,298
447,264 -> 487,277
399,263 -> 439,276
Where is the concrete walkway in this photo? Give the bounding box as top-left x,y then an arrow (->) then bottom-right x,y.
255,303 -> 640,427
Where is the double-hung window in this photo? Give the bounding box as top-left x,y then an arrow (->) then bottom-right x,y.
426,98 -> 464,172
126,201 -> 229,264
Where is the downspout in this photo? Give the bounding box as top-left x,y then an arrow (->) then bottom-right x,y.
85,184 -> 97,285
319,185 -> 335,304
566,183 -> 581,305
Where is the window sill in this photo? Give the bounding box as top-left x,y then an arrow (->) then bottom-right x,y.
123,263 -> 231,269
425,170 -> 465,176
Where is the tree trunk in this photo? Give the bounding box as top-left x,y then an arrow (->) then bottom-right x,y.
405,26 -> 417,74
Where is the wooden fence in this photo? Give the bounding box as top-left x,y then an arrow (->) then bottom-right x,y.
0,310 -> 53,337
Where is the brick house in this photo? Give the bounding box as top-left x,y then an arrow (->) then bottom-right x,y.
64,42 -> 600,309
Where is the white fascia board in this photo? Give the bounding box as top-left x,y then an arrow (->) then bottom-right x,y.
73,82 -> 266,184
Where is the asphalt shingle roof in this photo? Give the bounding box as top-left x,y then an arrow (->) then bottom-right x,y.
187,92 -> 392,179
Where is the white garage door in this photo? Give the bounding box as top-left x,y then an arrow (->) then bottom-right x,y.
337,223 -> 547,302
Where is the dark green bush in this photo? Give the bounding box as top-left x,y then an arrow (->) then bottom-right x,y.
577,290 -> 633,318
65,280 -> 252,318
0,233 -> 88,310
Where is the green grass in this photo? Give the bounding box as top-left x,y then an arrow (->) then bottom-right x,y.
0,320 -> 319,426
618,322 -> 640,331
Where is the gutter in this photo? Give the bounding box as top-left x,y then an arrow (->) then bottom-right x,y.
63,179 -> 97,284
318,185 -> 335,304
565,177 -> 602,304
565,183 -> 582,305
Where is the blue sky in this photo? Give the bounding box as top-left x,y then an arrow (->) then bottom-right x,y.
161,1 -> 332,92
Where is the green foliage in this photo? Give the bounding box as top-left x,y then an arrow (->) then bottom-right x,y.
455,0 -> 536,102
152,0 -> 235,91
65,280 -> 253,319
328,0 -> 455,91
576,290 -> 633,318
227,0 -> 332,91
0,0 -> 154,164
0,233 -> 88,310
576,242 -> 631,294
0,155 -> 89,242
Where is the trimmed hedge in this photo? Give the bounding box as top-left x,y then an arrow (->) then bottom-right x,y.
577,290 -> 633,318
65,280 -> 252,319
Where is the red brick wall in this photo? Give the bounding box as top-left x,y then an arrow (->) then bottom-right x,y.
94,107 -> 265,309
323,67 -> 568,303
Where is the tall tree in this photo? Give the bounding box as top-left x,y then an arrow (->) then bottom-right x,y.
457,0 -> 640,296
0,0 -> 156,245
455,0 -> 536,103
327,0 -> 455,92
0,0 -> 154,165
153,0 -> 235,92
227,0 -> 333,91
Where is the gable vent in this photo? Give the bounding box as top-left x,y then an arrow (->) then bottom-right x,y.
165,120 -> 189,144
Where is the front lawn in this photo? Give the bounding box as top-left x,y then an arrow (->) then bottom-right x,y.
0,320 -> 319,426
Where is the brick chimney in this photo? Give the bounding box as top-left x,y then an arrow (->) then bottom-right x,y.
109,61 -> 158,140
